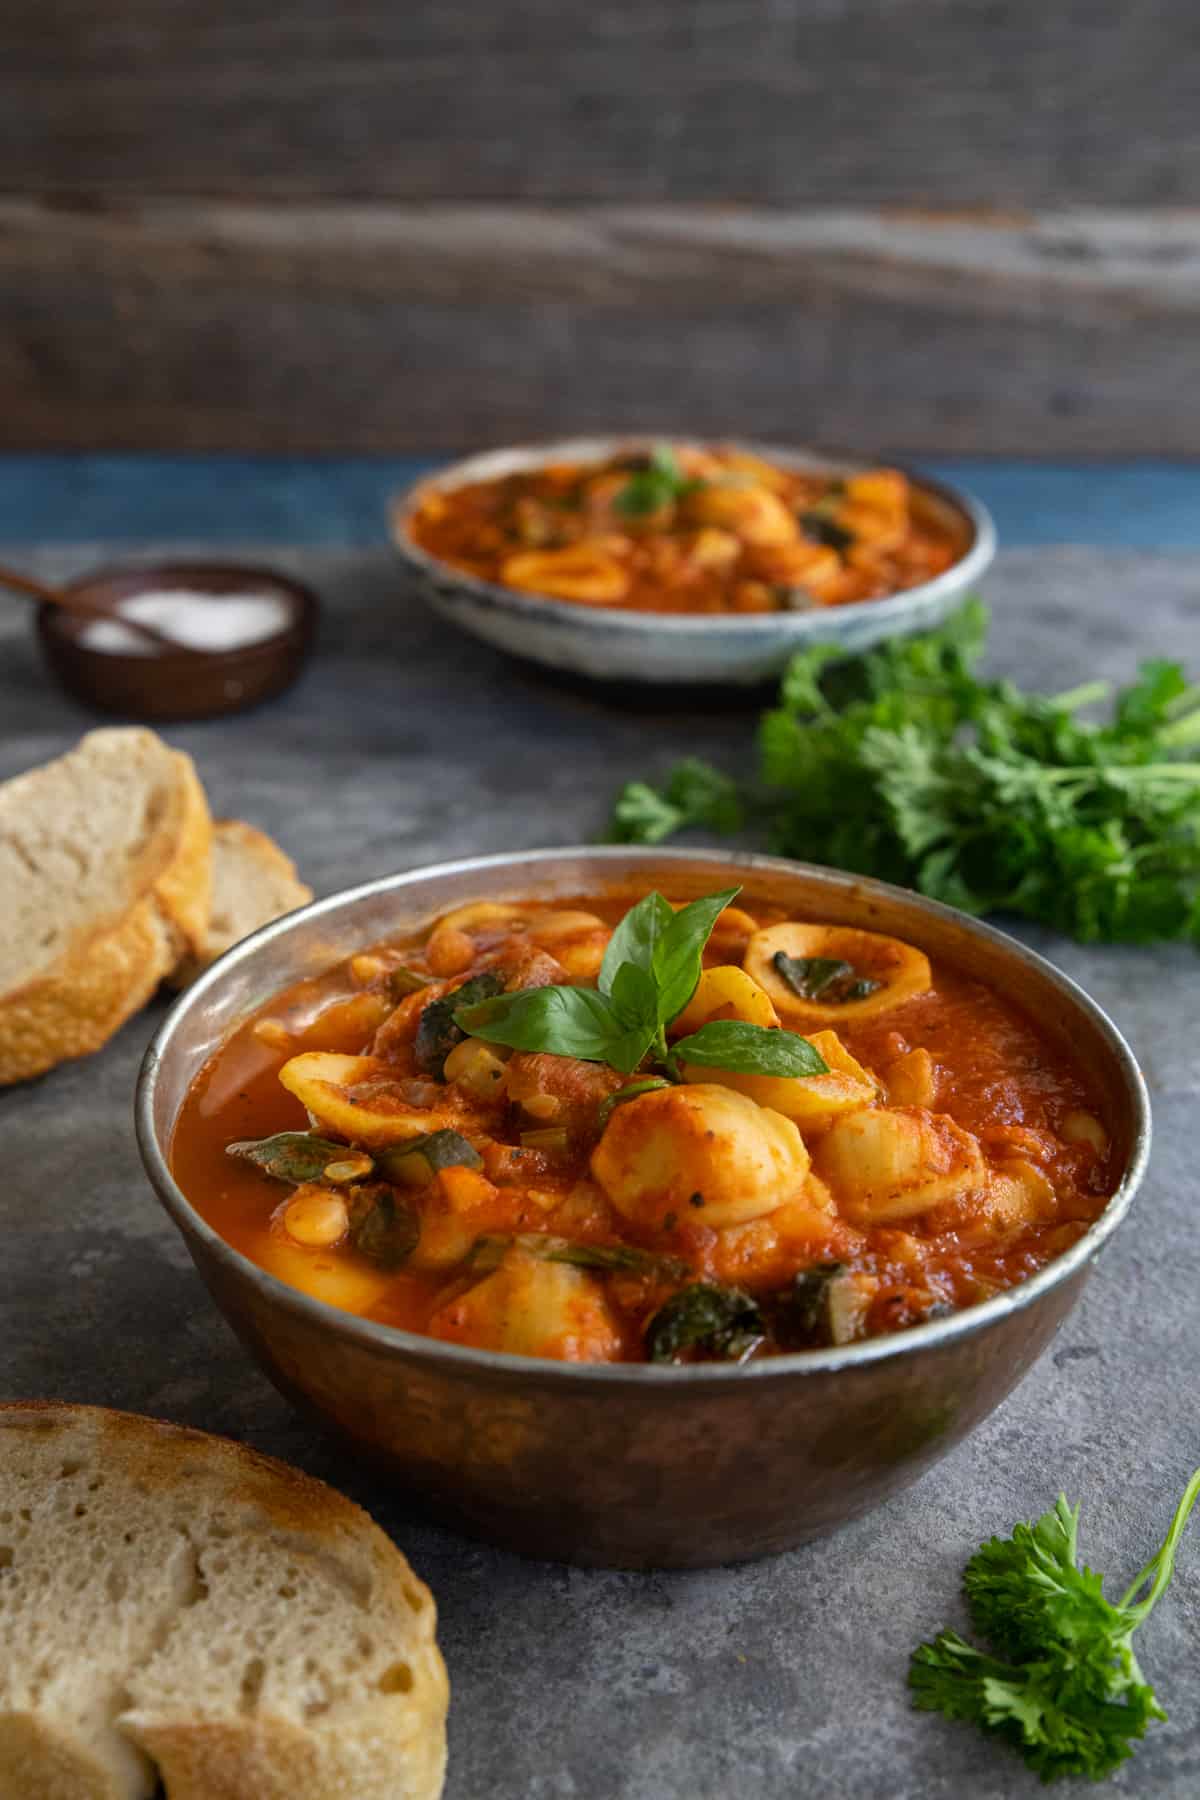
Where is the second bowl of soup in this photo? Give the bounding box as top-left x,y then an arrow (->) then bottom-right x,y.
390,440 -> 996,685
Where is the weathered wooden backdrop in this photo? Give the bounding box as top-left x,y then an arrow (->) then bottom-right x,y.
4,0 -> 1199,453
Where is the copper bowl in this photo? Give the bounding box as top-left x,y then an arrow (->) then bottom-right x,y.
135,849 -> 1149,1569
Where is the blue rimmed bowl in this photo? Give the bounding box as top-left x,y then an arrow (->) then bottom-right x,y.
388,438 -> 996,686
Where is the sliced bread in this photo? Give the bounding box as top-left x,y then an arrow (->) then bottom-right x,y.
0,729 -> 212,1086
0,1403 -> 448,1800
170,819 -> 312,988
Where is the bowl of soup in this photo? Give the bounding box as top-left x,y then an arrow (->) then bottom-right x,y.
137,848 -> 1147,1568
389,440 -> 996,685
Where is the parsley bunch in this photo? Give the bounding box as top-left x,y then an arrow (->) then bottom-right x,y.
454,886 -> 827,1080
609,600 -> 1200,946
911,1471 -> 1200,1782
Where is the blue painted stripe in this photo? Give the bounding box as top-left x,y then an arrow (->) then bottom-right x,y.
0,452 -> 1197,549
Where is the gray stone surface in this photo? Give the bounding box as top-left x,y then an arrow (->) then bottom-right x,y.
2,545 -> 1199,1797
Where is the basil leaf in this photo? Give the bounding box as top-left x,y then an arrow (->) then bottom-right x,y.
672,1020 -> 829,1077
455,983 -> 623,1062
599,1018 -> 663,1076
653,885 -> 742,1025
773,951 -> 883,1004
609,958 -> 660,1026
613,446 -> 696,517
599,890 -> 674,995
227,1131 -> 351,1185
645,1282 -> 765,1364
415,971 -> 505,1078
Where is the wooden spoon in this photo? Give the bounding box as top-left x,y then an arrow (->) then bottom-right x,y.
0,562 -> 186,653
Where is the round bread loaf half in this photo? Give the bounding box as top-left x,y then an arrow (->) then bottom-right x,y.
0,1404 -> 448,1800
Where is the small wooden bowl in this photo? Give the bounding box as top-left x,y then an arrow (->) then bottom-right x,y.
36,561 -> 319,722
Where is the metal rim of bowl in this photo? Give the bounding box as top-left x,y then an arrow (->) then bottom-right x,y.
387,437 -> 997,635
136,845 -> 1149,1391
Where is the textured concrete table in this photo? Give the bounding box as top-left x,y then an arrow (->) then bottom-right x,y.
2,491 -> 1200,1795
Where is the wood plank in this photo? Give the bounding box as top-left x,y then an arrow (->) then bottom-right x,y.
4,0 -> 1200,205
2,201 -> 1198,453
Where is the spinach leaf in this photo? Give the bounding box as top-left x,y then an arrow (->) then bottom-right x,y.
800,510 -> 854,553
552,1241 -> 689,1279
645,1282 -> 765,1363
349,1188 -> 420,1268
470,1233 -> 688,1281
773,952 -> 883,1004
671,1019 -> 829,1077
226,1131 -> 351,1185
415,971 -> 505,1078
375,1130 -> 482,1188
769,1262 -> 848,1348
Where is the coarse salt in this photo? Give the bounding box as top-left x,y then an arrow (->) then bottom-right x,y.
78,588 -> 292,656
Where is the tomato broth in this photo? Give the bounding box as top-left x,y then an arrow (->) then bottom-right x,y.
173,889 -> 1116,1365
409,446 -> 965,616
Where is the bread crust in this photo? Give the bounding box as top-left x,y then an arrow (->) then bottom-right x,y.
169,817 -> 312,990
0,741 -> 212,1086
0,1403 -> 448,1800
0,1711 -> 132,1800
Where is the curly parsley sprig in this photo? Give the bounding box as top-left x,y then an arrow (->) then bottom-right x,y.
608,599 -> 1200,947
910,1471 -> 1200,1782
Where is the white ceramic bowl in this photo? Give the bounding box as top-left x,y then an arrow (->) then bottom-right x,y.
389,437 -> 996,686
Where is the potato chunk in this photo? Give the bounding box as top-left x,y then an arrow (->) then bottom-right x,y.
427,1251 -> 621,1361
682,481 -> 799,546
813,1105 -> 984,1224
706,1178 -> 840,1286
681,1027 -> 878,1134
884,1045 -> 937,1108
256,1233 -> 393,1317
670,964 -> 780,1036
278,1052 -> 454,1147
591,1083 -> 810,1230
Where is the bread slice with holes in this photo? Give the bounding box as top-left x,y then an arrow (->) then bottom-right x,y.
169,819 -> 312,989
0,729 -> 212,1086
0,1403 -> 448,1800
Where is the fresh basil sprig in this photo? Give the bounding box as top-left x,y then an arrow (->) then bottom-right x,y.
453,886 -> 828,1083
613,445 -> 701,518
